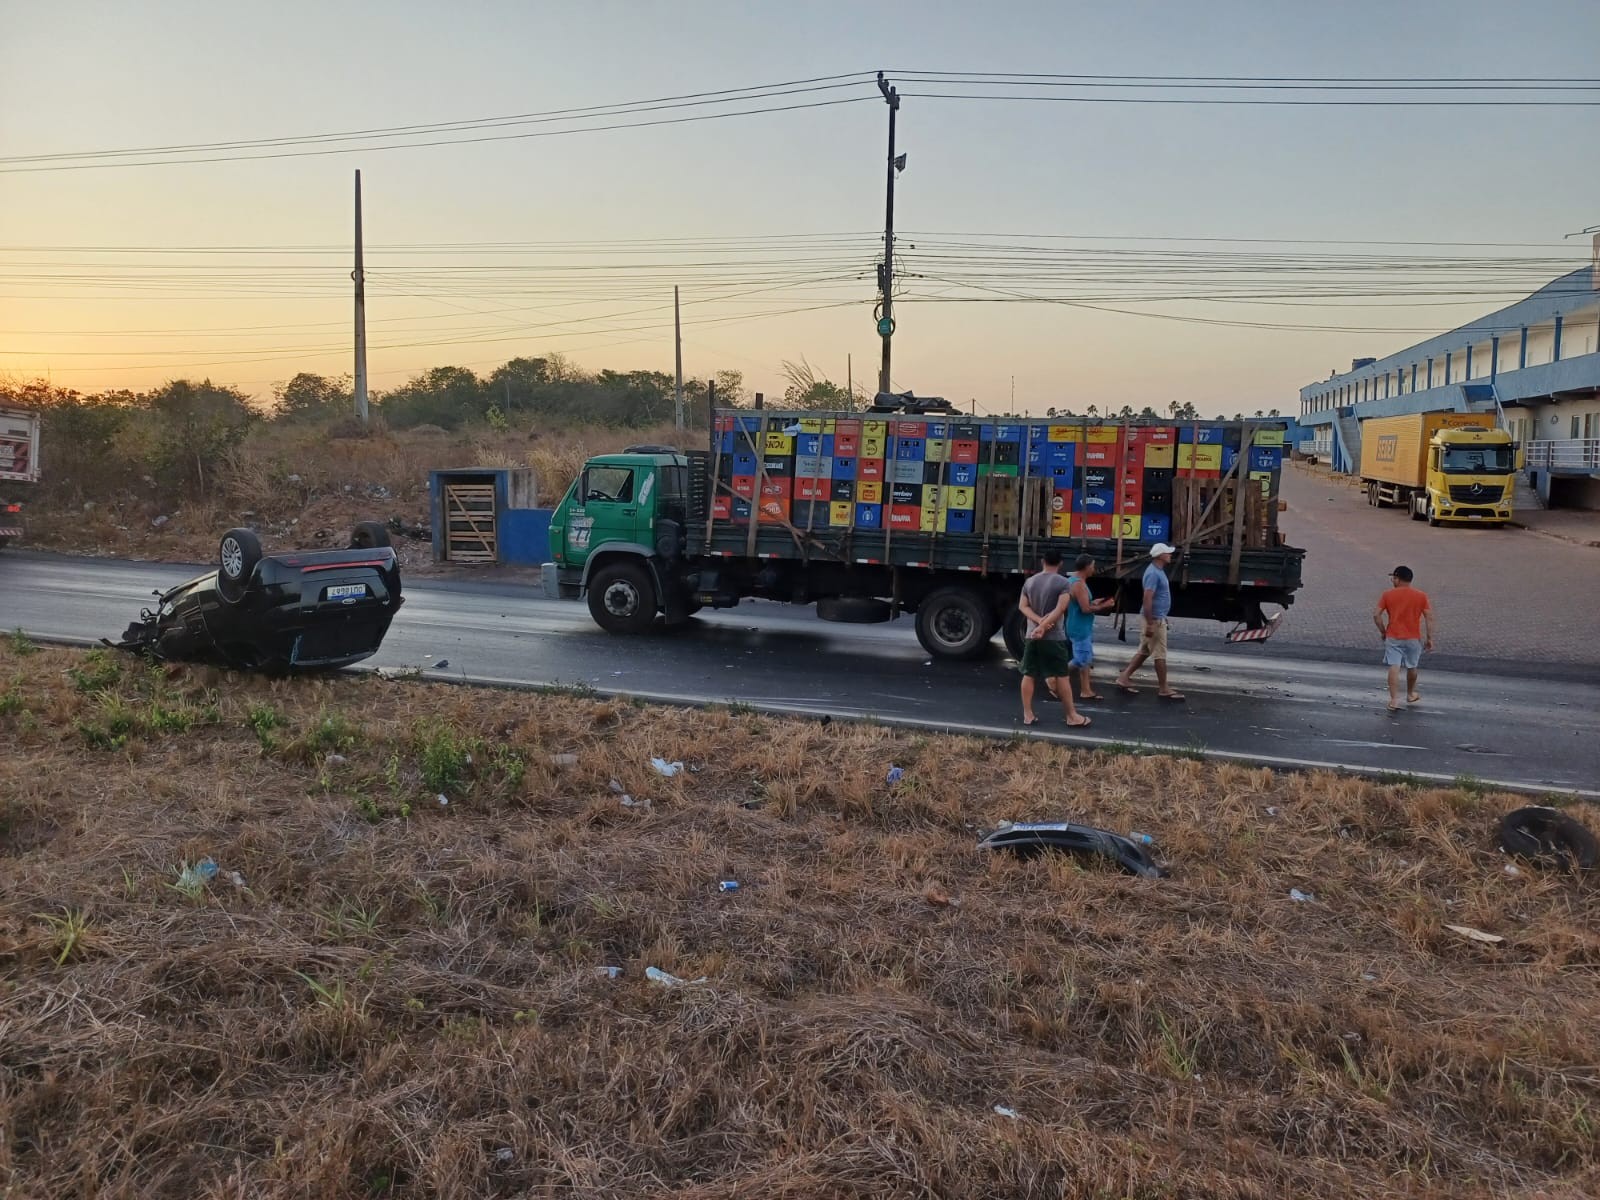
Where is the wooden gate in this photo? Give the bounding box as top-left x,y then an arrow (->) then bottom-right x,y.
443,482 -> 497,563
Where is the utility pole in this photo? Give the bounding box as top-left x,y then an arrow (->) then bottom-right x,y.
876,72 -> 903,396
352,170 -> 369,428
673,285 -> 684,430
847,353 -> 852,410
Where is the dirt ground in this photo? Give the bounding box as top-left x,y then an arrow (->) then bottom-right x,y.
3,640 -> 1599,1198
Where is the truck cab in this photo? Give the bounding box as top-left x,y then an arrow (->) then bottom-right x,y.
544,450 -> 696,629
1422,427 -> 1516,526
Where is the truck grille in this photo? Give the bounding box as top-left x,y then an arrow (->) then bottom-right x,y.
1449,484 -> 1503,503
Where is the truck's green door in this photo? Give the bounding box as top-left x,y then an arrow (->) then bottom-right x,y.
560,460 -> 651,573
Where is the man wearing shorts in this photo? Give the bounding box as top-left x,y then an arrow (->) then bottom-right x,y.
1374,565 -> 1435,712
1064,554 -> 1116,702
1017,550 -> 1091,728
1115,542 -> 1184,701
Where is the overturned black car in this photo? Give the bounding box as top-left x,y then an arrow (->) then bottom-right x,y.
112,522 -> 404,672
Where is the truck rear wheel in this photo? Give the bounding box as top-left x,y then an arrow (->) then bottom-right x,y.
915,587 -> 992,661
587,560 -> 658,634
1410,495 -> 1426,521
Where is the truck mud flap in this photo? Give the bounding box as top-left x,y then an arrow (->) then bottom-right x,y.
1225,611 -> 1285,644
978,822 -> 1168,879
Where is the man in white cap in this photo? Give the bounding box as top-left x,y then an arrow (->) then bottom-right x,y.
1115,543 -> 1185,702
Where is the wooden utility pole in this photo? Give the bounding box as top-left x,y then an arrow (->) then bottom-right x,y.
673,285 -> 684,430
876,72 -> 901,396
353,170 -> 369,427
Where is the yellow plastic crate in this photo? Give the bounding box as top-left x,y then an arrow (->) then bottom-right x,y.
1177,444 -> 1223,471
1143,443 -> 1177,469
765,432 -> 795,455
1050,511 -> 1074,537
830,501 -> 853,527
856,481 -> 883,504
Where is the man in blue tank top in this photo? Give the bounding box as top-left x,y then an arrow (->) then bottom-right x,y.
1064,554 -> 1116,703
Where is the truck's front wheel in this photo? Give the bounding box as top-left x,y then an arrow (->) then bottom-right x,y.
915,587 -> 992,661
587,560 -> 658,634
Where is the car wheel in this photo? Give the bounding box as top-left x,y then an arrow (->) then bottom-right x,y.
218,528 -> 263,602
587,560 -> 658,634
349,520 -> 392,549
915,586 -> 993,661
1410,496 -> 1426,521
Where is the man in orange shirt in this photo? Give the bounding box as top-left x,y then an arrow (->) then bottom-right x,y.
1373,565 -> 1435,712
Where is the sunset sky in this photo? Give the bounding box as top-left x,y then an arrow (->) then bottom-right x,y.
2,0 -> 1596,416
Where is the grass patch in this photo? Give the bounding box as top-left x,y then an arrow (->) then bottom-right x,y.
9,628 -> 40,656
1,644 -> 1596,1199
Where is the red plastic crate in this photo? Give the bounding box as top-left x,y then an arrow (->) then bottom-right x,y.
858,457 -> 885,482
731,475 -> 756,499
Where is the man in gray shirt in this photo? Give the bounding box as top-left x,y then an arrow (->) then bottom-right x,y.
1114,542 -> 1185,702
1017,549 -> 1092,728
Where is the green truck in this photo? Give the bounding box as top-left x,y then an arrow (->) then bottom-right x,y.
542,397 -> 1304,661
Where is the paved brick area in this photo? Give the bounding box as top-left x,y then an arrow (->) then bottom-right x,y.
1270,465 -> 1600,666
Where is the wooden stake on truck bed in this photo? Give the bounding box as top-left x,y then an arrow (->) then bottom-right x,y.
1227,424 -> 1256,587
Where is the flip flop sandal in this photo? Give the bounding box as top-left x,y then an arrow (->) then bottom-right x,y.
1158,692 -> 1187,702
1022,716 -> 1041,727
1079,693 -> 1104,702
1066,715 -> 1093,728
1116,682 -> 1140,694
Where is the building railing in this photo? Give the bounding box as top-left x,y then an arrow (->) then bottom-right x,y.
1526,439 -> 1600,470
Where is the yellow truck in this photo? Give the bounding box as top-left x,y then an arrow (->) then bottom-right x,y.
1359,412 -> 1516,526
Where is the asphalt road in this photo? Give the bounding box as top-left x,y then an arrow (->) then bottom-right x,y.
3,550 -> 1595,795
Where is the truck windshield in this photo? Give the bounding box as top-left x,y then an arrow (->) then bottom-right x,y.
583,466 -> 634,503
1440,445 -> 1513,474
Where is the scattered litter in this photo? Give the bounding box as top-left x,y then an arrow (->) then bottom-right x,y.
1361,972 -> 1378,982
1342,1031 -> 1362,1042
650,757 -> 684,777
595,966 -> 623,980
922,884 -> 960,909
609,779 -> 627,794
978,822 -> 1169,879
1445,924 -> 1504,945
226,870 -> 247,889
1504,863 -> 1522,877
646,966 -> 707,987
437,794 -> 449,807
494,1148 -> 514,1165
550,753 -> 579,768
151,514 -> 169,528
286,473 -> 302,484
433,659 -> 449,670
620,796 -> 651,809
1128,831 -> 1155,847
325,753 -> 348,768
993,1105 -> 1020,1120
176,858 -> 219,890
886,765 -> 905,786
1289,888 -> 1315,903
1499,806 -> 1598,872
819,714 -> 832,729
718,880 -> 740,893
1265,806 -> 1280,817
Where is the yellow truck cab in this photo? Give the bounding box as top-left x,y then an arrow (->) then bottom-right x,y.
1422,425 -> 1516,526
1359,412 -> 1516,526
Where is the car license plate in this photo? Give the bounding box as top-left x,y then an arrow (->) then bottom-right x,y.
327,583 -> 367,600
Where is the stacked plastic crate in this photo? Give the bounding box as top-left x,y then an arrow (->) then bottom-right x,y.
709,414 -> 1284,542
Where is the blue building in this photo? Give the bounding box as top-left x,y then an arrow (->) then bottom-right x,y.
1297,266 -> 1600,509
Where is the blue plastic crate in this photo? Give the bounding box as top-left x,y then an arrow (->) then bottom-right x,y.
1249,447 -> 1282,472
945,509 -> 975,534
1142,514 -> 1172,542
948,462 -> 978,486
895,438 -> 926,461
854,502 -> 882,529
1074,487 -> 1115,515
733,452 -> 759,475
797,433 -> 823,458
832,456 -> 857,479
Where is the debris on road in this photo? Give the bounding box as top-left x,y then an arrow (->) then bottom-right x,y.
1498,806 -> 1597,872
650,757 -> 684,777
992,1105 -> 1020,1120
1445,924 -> 1505,945
645,966 -> 707,987
977,821 -> 1169,879
718,880 -> 740,893
886,765 -> 904,786
550,753 -> 579,768
1289,888 -> 1315,903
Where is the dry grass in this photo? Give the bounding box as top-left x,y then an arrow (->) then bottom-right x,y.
23,418 -> 683,574
2,642 -> 1599,1199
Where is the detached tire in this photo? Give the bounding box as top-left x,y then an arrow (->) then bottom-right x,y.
587,560 -> 658,634
350,520 -> 392,549
915,586 -> 992,661
1001,605 -> 1027,660
1500,806 -> 1598,872
217,527 -> 262,603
